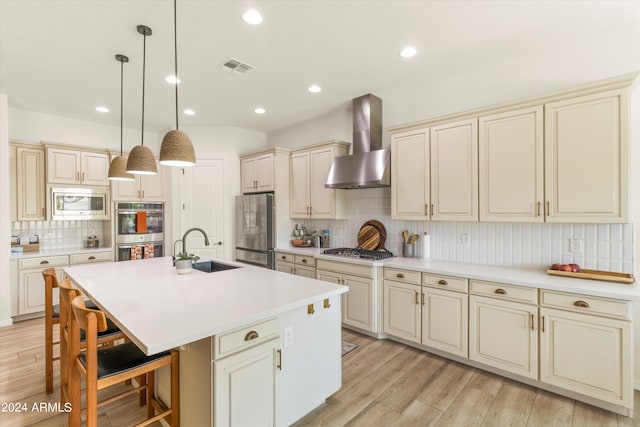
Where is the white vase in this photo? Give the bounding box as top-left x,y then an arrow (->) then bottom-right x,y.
175,259 -> 193,274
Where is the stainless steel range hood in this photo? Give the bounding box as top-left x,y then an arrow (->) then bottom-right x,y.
325,94 -> 390,189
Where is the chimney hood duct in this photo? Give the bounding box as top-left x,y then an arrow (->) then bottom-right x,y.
325,94 -> 390,189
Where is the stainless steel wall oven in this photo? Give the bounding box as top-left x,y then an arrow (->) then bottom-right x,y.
115,202 -> 164,261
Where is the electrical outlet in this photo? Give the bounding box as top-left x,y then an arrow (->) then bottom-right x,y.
569,238 -> 583,254
283,326 -> 294,348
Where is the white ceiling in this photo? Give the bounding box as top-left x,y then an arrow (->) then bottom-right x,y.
1,0 -> 639,134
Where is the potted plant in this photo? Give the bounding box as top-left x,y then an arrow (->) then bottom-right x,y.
174,252 -> 200,274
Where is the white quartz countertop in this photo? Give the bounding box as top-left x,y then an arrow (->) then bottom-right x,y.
64,257 -> 347,355
276,247 -> 639,300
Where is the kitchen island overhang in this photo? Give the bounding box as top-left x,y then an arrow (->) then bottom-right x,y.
63,256 -> 348,355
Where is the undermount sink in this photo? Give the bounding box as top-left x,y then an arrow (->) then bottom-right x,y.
193,260 -> 241,273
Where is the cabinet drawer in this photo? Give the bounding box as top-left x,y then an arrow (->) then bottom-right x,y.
275,252 -> 294,263
470,280 -> 537,304
19,255 -> 68,269
69,251 -> 113,265
384,267 -> 421,285
423,273 -> 468,292
294,255 -> 316,267
213,318 -> 279,359
316,259 -> 374,278
540,290 -> 631,320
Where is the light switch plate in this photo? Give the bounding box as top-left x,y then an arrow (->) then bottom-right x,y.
283,326 -> 294,348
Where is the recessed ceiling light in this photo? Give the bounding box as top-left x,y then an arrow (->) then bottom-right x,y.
183,108 -> 195,116
243,9 -> 263,25
308,85 -> 322,93
165,75 -> 180,84
95,106 -> 109,113
400,46 -> 417,58
254,107 -> 266,114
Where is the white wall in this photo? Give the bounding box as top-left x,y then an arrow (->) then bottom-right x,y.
167,126 -> 267,261
1,95 -> 11,326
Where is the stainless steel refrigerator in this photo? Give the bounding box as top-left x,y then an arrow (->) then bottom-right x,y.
235,193 -> 275,269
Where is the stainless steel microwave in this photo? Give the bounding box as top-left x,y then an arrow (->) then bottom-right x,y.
51,187 -> 109,220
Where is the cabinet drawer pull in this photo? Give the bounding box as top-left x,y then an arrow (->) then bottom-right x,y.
414,290 -> 419,305
437,279 -> 448,285
88,256 -> 96,261
281,255 -> 286,260
244,330 -> 259,341
40,260 -> 49,265
323,298 -> 331,309
494,288 -> 507,295
573,300 -> 590,308
301,258 -> 307,263
277,349 -> 282,370
307,304 -> 315,315
397,273 -> 405,279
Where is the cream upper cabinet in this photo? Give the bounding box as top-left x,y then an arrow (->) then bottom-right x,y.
391,119 -> 477,221
14,145 -> 46,220
111,160 -> 166,202
479,106 -> 544,222
289,141 -> 349,219
391,128 -> 429,220
241,152 -> 274,193
47,147 -> 109,186
430,118 -> 478,221
544,88 -> 629,223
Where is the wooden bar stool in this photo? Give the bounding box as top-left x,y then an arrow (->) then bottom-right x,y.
42,267 -> 61,394
57,279 -> 125,406
68,295 -> 179,427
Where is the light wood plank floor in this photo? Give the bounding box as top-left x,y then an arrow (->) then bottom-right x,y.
294,329 -> 640,427
0,318 -> 163,427
1,319 -> 638,426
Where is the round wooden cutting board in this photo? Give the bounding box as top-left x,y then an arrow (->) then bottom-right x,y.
357,220 -> 387,251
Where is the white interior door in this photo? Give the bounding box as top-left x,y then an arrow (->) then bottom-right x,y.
179,159 -> 224,260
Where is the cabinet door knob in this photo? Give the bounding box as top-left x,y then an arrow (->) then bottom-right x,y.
437,279 -> 448,285
573,300 -> 590,308
302,259 -> 307,263
397,273 -> 405,278
40,260 -> 49,265
281,255 -> 286,260
494,288 -> 507,295
244,330 -> 259,341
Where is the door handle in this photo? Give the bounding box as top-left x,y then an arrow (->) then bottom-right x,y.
277,349 -> 282,371
414,290 -> 419,305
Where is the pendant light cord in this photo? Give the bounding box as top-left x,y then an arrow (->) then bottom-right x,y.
119,58 -> 124,156
173,0 -> 179,131
141,31 -> 147,147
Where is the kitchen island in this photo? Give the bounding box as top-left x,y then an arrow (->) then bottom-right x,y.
64,256 -> 348,426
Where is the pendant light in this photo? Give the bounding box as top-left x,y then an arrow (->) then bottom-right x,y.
127,25 -> 157,175
108,54 -> 135,181
159,0 -> 196,167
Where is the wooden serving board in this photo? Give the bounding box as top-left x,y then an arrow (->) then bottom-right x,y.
357,220 -> 387,251
545,268 -> 635,284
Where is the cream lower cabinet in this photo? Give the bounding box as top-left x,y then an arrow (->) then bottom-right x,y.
539,291 -> 632,409
383,268 -> 468,358
274,252 -> 316,278
17,255 -> 68,316
214,338 -> 279,427
469,280 -> 538,380
317,258 -> 379,333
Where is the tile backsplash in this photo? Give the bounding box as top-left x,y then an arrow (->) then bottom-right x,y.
299,187 -> 635,273
11,220 -> 109,250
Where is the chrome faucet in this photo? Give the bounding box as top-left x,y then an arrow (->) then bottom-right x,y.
181,227 -> 210,256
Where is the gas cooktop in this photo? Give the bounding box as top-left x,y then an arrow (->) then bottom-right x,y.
323,247 -> 394,261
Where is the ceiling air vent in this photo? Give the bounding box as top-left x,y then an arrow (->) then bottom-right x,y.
218,58 -> 254,75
